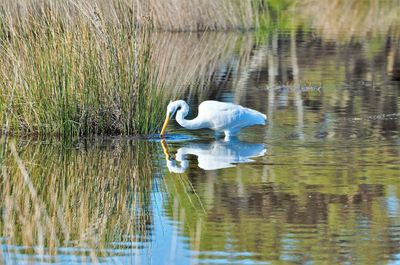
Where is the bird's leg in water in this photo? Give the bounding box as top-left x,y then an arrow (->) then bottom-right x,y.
214,131 -> 224,139
161,139 -> 172,160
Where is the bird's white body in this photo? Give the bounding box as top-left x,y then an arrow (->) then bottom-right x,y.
195,101 -> 266,135
161,100 -> 266,139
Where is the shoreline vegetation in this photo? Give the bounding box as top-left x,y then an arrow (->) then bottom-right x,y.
0,0 -> 270,138
1,0 -> 399,137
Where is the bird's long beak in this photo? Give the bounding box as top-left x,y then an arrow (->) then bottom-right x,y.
161,139 -> 171,160
160,113 -> 170,138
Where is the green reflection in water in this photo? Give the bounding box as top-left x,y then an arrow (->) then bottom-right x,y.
0,137 -> 160,263
162,140 -> 399,264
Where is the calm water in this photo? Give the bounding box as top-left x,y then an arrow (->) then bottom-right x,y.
1,28 -> 400,264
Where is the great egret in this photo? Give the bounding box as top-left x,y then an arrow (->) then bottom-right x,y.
161,139 -> 266,172
160,100 -> 266,139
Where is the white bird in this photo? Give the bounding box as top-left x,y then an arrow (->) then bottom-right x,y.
160,100 -> 266,140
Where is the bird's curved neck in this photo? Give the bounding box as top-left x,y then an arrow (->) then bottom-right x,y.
175,103 -> 208,130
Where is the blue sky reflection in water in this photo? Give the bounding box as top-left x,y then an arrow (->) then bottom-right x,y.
2,19 -> 400,265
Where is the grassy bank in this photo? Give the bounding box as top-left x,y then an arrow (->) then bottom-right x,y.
0,0 -> 165,137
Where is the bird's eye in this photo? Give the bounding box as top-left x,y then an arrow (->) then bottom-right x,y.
177,106 -> 181,111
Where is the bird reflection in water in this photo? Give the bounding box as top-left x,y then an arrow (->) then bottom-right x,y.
161,139 -> 266,173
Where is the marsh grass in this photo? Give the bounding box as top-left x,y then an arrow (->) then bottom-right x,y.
0,0 -> 166,137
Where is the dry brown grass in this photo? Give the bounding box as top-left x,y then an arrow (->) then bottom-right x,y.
145,0 -> 254,31
150,32 -> 254,101
294,0 -> 400,41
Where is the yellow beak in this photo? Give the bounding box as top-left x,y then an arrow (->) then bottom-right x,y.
160,113 -> 170,137
161,139 -> 171,160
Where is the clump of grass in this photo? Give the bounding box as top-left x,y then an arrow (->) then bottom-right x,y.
0,0 -> 165,137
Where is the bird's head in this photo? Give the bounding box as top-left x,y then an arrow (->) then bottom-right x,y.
160,100 -> 188,137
